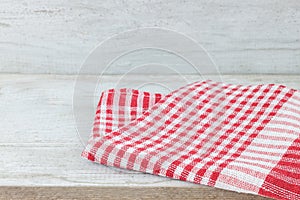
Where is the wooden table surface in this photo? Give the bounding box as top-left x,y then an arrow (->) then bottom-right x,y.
1,74 -> 299,199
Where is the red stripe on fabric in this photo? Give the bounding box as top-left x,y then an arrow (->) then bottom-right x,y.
155,93 -> 162,104
243,148 -> 283,157
216,173 -> 260,191
109,92 -> 161,136
99,89 -> 170,167
92,92 -> 105,138
271,166 -> 300,180
257,134 -> 296,141
227,165 -> 266,179
236,154 -> 278,165
122,81 -> 212,169
274,113 -> 300,122
183,84 -> 265,183
96,92 -> 105,115
86,139 -> 106,163
270,120 -> 300,129
208,87 -> 294,186
259,136 -> 300,200
170,85 -> 252,181
142,92 -> 150,111
249,143 -> 290,152
162,84 -> 244,179
200,85 -> 276,183
292,93 -> 300,102
105,89 -> 115,134
286,99 -> 300,108
108,82 -> 209,168
130,90 -> 139,121
87,152 -> 96,162
139,82 -> 222,170
263,127 -> 299,137
196,85 -> 272,183
284,106 -> 300,116
259,181 -> 299,200
140,82 -> 231,173
118,88 -> 127,127
231,159 -> 273,171
100,142 -> 116,165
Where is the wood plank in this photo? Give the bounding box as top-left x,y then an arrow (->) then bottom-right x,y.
0,0 -> 299,74
0,74 -> 299,199
0,187 -> 270,200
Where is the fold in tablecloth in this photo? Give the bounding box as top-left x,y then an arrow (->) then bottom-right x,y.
82,80 -> 300,200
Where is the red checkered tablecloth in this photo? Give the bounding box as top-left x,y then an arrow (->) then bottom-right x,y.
82,80 -> 300,200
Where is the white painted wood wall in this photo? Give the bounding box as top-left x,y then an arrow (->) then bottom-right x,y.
0,0 -> 300,195
1,0 -> 299,75
1,74 -> 299,187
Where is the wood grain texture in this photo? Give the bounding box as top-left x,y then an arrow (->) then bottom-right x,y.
0,0 -> 300,74
1,74 -> 299,199
0,187 -> 271,200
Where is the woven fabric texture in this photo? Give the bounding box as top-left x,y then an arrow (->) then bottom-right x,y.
82,80 -> 300,200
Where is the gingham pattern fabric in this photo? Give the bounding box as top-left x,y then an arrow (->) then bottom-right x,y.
82,80 -> 300,200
